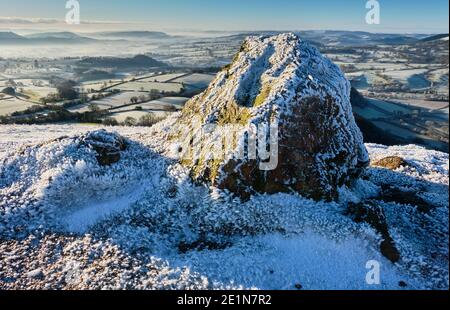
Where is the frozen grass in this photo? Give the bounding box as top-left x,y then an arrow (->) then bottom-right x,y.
116,82 -> 183,93
383,69 -> 428,82
140,73 -> 187,83
0,97 -> 35,116
109,110 -> 163,122
171,73 -> 215,88
0,123 -> 448,290
68,92 -> 149,112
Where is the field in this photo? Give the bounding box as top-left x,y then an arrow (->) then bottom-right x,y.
0,97 -> 36,116
149,96 -> 189,106
114,81 -> 183,92
392,98 -> 449,112
1,70 -> 209,127
68,91 -> 149,112
106,97 -> 188,121
110,97 -> 188,113
80,80 -> 123,92
172,73 -> 215,88
139,73 -> 187,82
109,110 -> 160,122
0,33 -> 448,153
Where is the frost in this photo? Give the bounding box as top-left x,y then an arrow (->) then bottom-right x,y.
0,124 -> 448,290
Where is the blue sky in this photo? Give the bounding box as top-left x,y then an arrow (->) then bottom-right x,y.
0,0 -> 448,33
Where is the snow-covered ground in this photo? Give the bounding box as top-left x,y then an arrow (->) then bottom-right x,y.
0,123 -> 448,290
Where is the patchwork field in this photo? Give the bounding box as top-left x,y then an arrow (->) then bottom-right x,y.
115,81 -> 183,93
109,110 -> 166,122
68,91 -> 149,113
0,97 -> 36,116
172,73 -> 215,88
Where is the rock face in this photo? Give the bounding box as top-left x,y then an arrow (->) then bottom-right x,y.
174,33 -> 369,200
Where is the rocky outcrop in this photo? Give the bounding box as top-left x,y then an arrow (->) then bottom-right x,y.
82,130 -> 127,166
173,33 -> 369,200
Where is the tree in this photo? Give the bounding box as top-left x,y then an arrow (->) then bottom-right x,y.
56,80 -> 78,100
138,113 -> 159,126
88,104 -> 101,113
102,117 -> 119,126
149,89 -> 160,100
123,116 -> 137,126
1,87 -> 16,96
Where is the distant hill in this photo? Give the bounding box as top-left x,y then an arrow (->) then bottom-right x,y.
0,31 -> 28,43
217,30 -> 426,47
26,32 -> 88,40
0,32 -> 25,40
24,32 -> 97,44
420,33 -> 449,42
93,31 -> 171,40
77,55 -> 169,69
297,31 -> 425,46
0,31 -> 97,45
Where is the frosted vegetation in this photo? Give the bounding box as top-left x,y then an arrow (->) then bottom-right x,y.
0,31 -> 448,290
0,123 -> 448,290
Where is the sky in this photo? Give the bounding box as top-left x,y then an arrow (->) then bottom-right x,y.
0,0 -> 448,34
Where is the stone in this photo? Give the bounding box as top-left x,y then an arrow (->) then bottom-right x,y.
82,130 -> 127,166
372,156 -> 407,170
174,33 -> 369,201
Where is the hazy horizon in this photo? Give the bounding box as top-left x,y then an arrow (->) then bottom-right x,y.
0,0 -> 448,34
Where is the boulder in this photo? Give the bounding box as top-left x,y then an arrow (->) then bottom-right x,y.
173,33 -> 369,201
82,130 -> 127,166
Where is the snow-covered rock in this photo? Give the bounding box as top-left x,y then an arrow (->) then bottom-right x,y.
173,33 -> 368,200
0,124 -> 448,290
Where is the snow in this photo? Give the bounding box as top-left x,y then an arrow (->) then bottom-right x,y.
61,179 -> 153,233
383,69 -> 428,82
0,33 -> 448,289
0,123 -> 448,290
174,232 -> 419,290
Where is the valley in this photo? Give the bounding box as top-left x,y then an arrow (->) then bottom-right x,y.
1,30 -> 448,153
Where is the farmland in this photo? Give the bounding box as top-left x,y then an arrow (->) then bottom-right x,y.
0,31 -> 448,151
0,97 -> 35,116
1,69 -> 210,126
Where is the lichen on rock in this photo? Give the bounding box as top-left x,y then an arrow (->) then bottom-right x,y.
172,33 -> 369,201
371,156 -> 407,170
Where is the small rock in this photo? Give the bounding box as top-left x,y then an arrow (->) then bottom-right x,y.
294,283 -> 303,290
372,156 -> 407,170
399,281 -> 407,288
346,201 -> 401,263
26,268 -> 44,279
82,130 -> 127,166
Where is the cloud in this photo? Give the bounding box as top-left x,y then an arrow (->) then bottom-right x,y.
0,17 -> 60,24
0,17 -> 127,25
